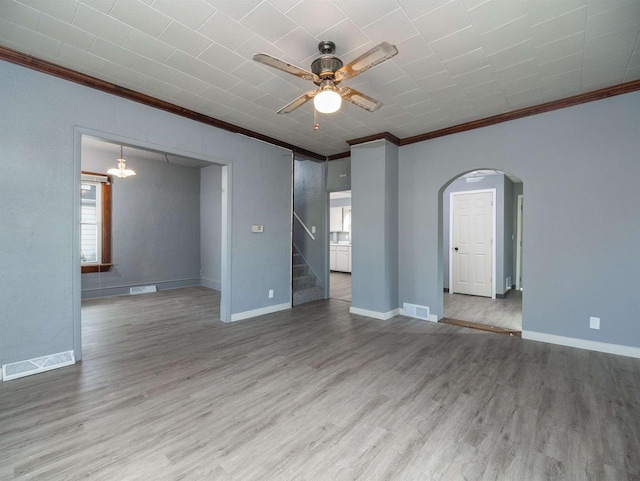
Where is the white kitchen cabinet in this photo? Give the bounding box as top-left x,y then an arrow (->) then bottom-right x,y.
330,207 -> 343,232
336,245 -> 350,272
329,245 -> 337,271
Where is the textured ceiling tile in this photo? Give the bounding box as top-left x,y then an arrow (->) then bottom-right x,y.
380,75 -> 420,96
240,1 -> 297,43
585,25 -> 640,59
530,7 -> 587,46
538,52 -> 584,79
442,48 -> 490,76
413,1 -> 471,42
90,37 -> 141,68
466,0 -> 527,35
540,69 -> 582,88
494,58 -> 538,85
429,26 -> 482,60
506,86 -> 543,107
1,1 -> 41,29
199,66 -> 241,91
3,21 -> 62,56
586,2 -> 640,39
230,60 -> 269,87
122,29 -> 175,63
500,73 -> 541,96
401,55 -> 447,80
158,21 -> 212,57
18,0 -> 78,23
285,0 -> 347,36
59,43 -> 108,72
317,19 -> 371,57
362,8 -> 419,44
102,61 -> 147,86
203,0 -> 260,21
274,27 -> 319,63
151,0 -> 215,30
131,56 -> 177,81
533,31 -> 585,64
396,0 -> 451,20
333,0 -> 399,28
486,38 -> 535,71
394,35 -> 434,66
80,0 -> 117,14
452,64 -> 496,88
110,0 -> 171,37
73,3 -> 131,45
198,10 -> 254,51
526,0 -> 586,27
415,71 -> 457,92
461,79 -> 502,99
228,80 -> 265,101
479,15 -> 532,56
623,65 -> 640,82
167,71 -> 210,94
201,84 -> 237,104
139,76 -> 181,98
165,50 -> 210,77
259,76 -> 303,100
199,43 -> 246,71
37,13 -> 95,51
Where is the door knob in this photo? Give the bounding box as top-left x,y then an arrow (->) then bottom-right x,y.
454,247 -> 458,251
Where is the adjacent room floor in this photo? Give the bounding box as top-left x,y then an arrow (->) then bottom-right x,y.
444,289 -> 522,332
1,287 -> 639,480
330,271 -> 351,302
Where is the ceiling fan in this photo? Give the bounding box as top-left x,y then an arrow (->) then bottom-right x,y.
253,40 -> 398,115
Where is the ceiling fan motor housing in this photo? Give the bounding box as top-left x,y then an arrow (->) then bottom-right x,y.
312,41 -> 343,79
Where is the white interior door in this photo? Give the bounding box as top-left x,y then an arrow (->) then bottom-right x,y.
452,191 -> 493,297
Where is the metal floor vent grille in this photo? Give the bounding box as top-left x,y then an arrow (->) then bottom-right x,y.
403,303 -> 430,321
2,350 -> 75,381
130,285 -> 157,295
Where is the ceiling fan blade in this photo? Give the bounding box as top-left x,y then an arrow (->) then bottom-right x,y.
277,90 -> 317,114
253,53 -> 320,83
339,87 -> 383,112
334,42 -> 398,82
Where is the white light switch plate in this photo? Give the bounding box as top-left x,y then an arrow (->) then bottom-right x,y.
252,225 -> 264,233
590,317 -> 600,330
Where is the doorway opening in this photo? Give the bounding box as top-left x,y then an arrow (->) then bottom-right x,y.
74,129 -> 231,361
329,190 -> 352,302
440,170 -> 523,335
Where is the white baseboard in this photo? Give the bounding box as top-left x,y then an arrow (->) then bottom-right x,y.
350,307 -> 400,320
522,331 -> 640,359
200,277 -> 221,291
230,302 -> 291,323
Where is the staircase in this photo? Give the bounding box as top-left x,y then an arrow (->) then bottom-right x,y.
292,252 -> 324,306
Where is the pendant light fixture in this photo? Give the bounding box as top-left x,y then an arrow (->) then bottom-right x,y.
107,146 -> 136,178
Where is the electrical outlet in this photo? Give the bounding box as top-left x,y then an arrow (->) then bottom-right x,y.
311,226 -> 316,234
252,225 -> 264,233
268,289 -> 273,298
589,316 -> 600,330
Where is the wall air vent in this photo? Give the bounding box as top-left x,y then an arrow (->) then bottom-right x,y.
403,303 -> 430,321
2,350 -> 75,381
130,285 -> 157,295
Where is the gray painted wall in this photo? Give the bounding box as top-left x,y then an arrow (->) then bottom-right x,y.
398,91 -> 640,348
293,157 -> 326,287
81,139 -> 201,298
0,61 -> 292,367
442,174 -> 513,295
351,140 -> 398,314
327,158 -> 351,192
201,164 -> 222,291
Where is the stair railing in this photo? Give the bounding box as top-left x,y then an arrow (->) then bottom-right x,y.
293,211 -> 316,240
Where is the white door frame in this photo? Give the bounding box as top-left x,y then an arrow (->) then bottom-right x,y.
516,194 -> 523,290
449,188 -> 496,299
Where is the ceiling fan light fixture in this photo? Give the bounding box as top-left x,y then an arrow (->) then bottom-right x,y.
314,88 -> 341,114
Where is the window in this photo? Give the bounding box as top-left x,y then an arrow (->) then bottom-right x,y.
81,172 -> 112,273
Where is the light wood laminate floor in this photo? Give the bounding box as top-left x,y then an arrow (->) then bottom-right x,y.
444,290 -> 523,331
1,287 -> 639,480
330,271 -> 352,302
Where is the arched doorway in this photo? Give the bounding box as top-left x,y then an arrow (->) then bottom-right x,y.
439,169 -> 524,334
